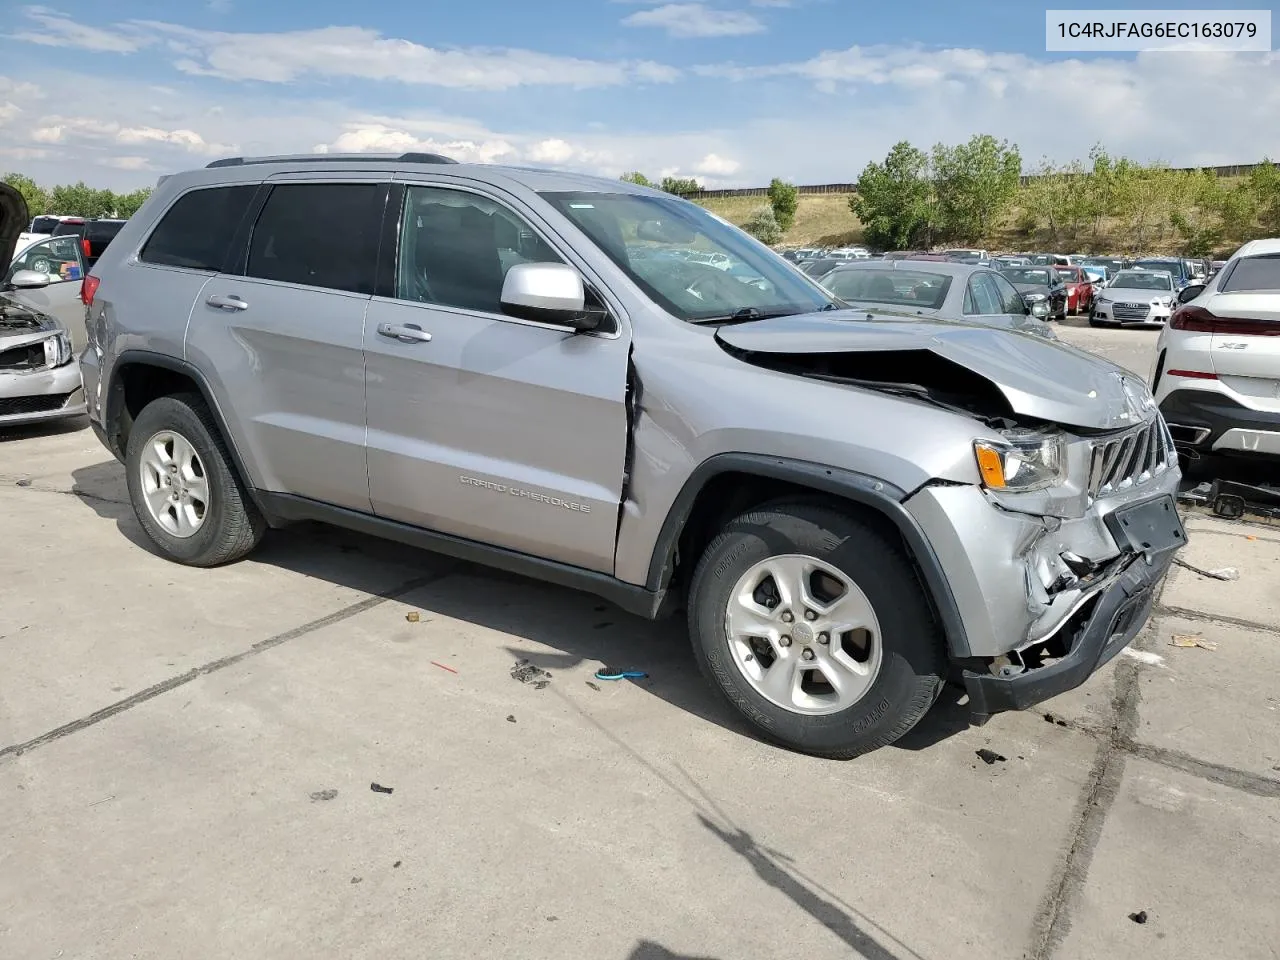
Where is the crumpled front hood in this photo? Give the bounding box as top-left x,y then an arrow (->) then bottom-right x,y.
715,309 -> 1153,431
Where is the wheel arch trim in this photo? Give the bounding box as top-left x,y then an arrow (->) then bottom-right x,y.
645,453 -> 972,657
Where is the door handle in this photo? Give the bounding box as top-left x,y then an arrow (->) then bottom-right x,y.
377,322 -> 432,343
206,294 -> 248,311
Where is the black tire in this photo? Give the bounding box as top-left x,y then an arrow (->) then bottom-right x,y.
687,500 -> 946,759
125,393 -> 266,566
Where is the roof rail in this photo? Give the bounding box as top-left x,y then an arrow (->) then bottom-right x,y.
206,152 -> 457,169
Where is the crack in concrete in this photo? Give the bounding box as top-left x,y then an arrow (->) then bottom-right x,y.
1119,741 -> 1280,799
1154,603 -> 1277,634
1,479 -> 128,506
0,572 -> 447,763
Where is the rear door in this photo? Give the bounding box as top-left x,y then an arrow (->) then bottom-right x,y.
186,177 -> 386,511
363,179 -> 631,573
1208,254 -> 1280,410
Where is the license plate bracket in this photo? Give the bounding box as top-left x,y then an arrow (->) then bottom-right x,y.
1105,494 -> 1188,556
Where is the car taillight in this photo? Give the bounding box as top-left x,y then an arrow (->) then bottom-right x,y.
1171,305 -> 1280,335
81,275 -> 101,306
81,237 -> 92,258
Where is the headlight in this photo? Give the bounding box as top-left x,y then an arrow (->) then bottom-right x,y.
42,332 -> 73,368
1095,297 -> 1111,306
1023,293 -> 1046,303
974,429 -> 1067,492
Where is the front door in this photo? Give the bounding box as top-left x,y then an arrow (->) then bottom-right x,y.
363,182 -> 631,573
4,236 -> 87,347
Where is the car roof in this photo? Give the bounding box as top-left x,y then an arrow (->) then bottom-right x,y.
826,260 -> 978,277
169,154 -> 661,198
1234,237 -> 1280,258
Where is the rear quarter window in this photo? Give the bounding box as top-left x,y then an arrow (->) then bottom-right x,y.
1221,254 -> 1280,293
140,186 -> 257,272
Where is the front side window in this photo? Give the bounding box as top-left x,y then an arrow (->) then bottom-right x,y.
541,191 -> 834,323
141,185 -> 256,272
246,183 -> 383,294
395,186 -> 563,313
6,236 -> 82,283
989,272 -> 1026,314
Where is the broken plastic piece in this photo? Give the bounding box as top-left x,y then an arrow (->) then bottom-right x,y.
1128,910 -> 1148,925
1169,635 -> 1219,651
511,659 -> 551,689
975,749 -> 1007,764
595,668 -> 648,681
1172,557 -> 1239,581
430,660 -> 458,674
370,782 -> 394,795
405,611 -> 420,622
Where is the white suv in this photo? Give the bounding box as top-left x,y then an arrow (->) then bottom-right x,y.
1152,238 -> 1280,463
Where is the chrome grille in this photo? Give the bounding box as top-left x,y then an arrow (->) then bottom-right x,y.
1088,417 -> 1176,498
1112,302 -> 1151,321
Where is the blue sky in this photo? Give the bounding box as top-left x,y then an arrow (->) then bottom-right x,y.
1,1 -> 1277,189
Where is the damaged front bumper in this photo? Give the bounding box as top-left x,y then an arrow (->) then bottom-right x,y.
904,451 -> 1183,718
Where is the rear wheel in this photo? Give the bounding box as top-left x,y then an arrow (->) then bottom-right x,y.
687,501 -> 946,759
126,393 -> 266,566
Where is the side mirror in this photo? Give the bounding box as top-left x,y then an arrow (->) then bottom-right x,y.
9,269 -> 51,289
500,263 -> 603,332
1176,284 -> 1205,305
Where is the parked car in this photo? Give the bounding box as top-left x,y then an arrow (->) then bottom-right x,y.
1054,266 -> 1096,315
944,248 -> 988,261
1000,266 -> 1069,321
15,214 -> 78,251
1153,239 -> 1280,465
3,235 -> 90,345
80,152 -> 1185,758
1081,256 -> 1130,277
820,261 -> 1055,338
50,217 -> 127,270
1133,257 -> 1192,289
1090,270 -> 1177,327
798,257 -> 842,280
881,250 -> 930,261
1028,253 -> 1073,266
1078,264 -> 1109,286
993,255 -> 1030,268
0,184 -> 86,426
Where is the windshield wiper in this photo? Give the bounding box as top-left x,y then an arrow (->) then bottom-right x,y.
691,304 -> 840,325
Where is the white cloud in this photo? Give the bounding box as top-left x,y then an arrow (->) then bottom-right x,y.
0,102 -> 21,125
695,152 -> 740,175
15,5 -> 150,53
0,77 -> 43,101
103,155 -> 152,170
623,3 -> 766,38
27,115 -> 234,155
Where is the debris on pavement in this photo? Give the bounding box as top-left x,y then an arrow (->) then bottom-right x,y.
975,749 -> 1007,765
430,660 -> 458,674
594,668 -> 648,681
309,789 -> 338,802
405,611 -> 421,622
1170,635 -> 1219,651
1172,557 -> 1239,581
351,876 -> 362,884
511,659 -> 551,689
1128,910 -> 1148,925
1043,712 -> 1070,727
506,714 -> 516,723
370,782 -> 394,795
585,681 -> 601,692
393,860 -> 402,868
87,795 -> 115,807
15,478 -> 31,487
1121,648 -> 1165,666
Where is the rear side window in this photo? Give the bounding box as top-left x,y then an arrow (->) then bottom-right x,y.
966,273 -> 1003,314
30,216 -> 62,233
1221,255 -> 1280,293
245,183 -> 383,295
141,186 -> 256,271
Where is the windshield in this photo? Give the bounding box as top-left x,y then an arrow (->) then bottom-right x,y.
822,268 -> 951,308
1136,260 -> 1182,277
1221,254 -> 1280,292
1112,271 -> 1173,291
1003,268 -> 1054,285
542,192 -> 834,323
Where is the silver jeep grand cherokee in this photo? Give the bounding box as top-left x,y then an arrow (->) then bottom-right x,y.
79,153 -> 1186,758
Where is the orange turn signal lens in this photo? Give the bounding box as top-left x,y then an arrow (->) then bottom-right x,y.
974,443 -> 1007,488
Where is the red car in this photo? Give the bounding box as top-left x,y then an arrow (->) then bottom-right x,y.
1054,266 -> 1095,315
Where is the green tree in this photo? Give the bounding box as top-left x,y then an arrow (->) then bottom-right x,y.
766,177 -> 798,232
850,141 -> 934,250
659,176 -> 702,197
1246,159 -> 1280,235
930,134 -> 1022,243
115,188 -> 153,218
2,172 -> 49,218
620,171 -> 652,187
742,206 -> 783,245
49,181 -> 101,217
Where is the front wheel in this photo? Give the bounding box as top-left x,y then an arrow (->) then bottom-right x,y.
126,393 -> 266,566
687,501 -> 946,759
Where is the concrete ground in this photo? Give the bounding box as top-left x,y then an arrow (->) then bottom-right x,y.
2,325 -> 1277,960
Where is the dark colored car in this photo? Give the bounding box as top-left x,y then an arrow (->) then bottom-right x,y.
1132,257 -> 1192,289
51,217 -> 127,267
1000,266 -> 1069,321
798,257 -> 842,279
